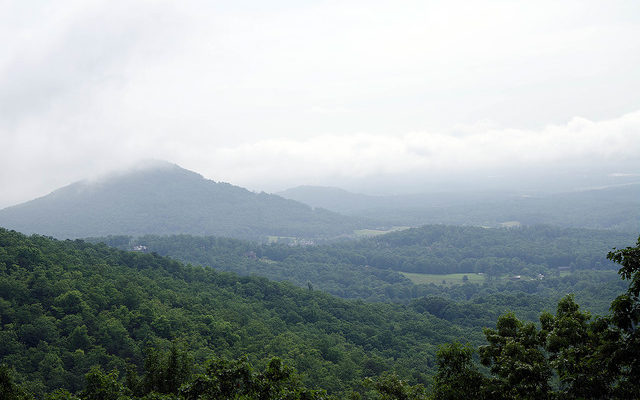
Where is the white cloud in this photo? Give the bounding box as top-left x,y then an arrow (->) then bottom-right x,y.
1,107 -> 639,207
178,110 -> 640,189
1,0 -> 640,205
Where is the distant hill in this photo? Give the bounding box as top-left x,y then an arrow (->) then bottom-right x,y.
278,186 -> 385,214
278,184 -> 640,232
88,225 -> 633,308
0,161 -> 370,240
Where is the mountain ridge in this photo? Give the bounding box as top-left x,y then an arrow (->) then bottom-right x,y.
278,183 -> 640,232
0,161 -> 371,240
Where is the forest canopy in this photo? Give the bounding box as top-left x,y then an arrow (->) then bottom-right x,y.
1,228 -> 639,398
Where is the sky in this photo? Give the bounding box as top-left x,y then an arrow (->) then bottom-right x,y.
1,0 -> 640,207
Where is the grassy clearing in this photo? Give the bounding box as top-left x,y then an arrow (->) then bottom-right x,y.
499,220 -> 522,228
402,270 -> 613,287
354,226 -> 411,237
401,272 -> 486,286
266,236 -> 296,244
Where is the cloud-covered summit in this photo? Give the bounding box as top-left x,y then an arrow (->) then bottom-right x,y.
1,0 -> 639,206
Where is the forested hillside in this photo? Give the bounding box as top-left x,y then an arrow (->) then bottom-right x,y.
91,225 -> 633,310
3,229 -> 640,399
0,162 -> 371,241
332,225 -> 635,275
0,228 -> 474,398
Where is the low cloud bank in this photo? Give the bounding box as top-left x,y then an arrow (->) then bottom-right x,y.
3,110 -> 639,207
188,110 -> 640,191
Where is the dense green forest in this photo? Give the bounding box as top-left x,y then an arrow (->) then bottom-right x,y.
0,228 -> 477,398
2,228 -> 640,398
331,225 -> 634,274
89,225 -> 632,316
88,233 -> 632,330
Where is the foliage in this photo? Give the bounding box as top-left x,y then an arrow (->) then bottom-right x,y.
333,224 -> 633,275
89,225 -> 633,307
430,343 -> 483,400
425,235 -> 640,399
606,237 -> 640,398
479,314 -> 551,399
3,227 -> 640,398
0,228 -> 471,398
363,373 -> 428,400
181,356 -> 330,400
0,364 -> 33,400
540,295 -> 615,399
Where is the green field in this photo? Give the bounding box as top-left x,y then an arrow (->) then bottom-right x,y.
401,272 -> 486,286
354,226 -> 411,237
266,235 -> 296,243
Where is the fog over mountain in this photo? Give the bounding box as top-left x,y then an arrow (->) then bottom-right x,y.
1,1 -> 640,207
0,161 -> 370,240
3,2 -> 640,398
281,182 -> 640,232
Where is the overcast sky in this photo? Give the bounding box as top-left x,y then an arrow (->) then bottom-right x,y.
1,0 -> 640,207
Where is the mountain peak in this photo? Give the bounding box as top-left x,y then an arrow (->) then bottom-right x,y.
0,162 -> 367,240
89,159 -> 204,183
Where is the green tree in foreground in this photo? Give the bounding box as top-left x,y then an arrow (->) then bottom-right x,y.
364,373 -> 428,400
479,313 -> 551,400
180,356 -> 329,400
80,367 -> 125,400
607,237 -> 640,398
431,343 -> 483,400
429,236 -> 640,400
540,295 -> 617,399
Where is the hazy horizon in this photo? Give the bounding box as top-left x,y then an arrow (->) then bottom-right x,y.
2,1 -> 639,207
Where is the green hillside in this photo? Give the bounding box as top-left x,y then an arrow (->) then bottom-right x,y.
90,226 -> 633,310
2,229 -> 640,398
0,228 -> 473,398
333,224 -> 635,275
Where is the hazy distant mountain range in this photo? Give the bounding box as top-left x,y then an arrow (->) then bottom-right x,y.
278,183 -> 640,232
0,161 -> 371,240
2,160 -> 637,240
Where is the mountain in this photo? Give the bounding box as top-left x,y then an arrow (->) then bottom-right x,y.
278,186 -> 385,214
278,184 -> 640,232
0,161 -> 371,240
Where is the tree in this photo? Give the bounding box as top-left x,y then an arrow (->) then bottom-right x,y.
607,237 -> 640,398
180,356 -> 329,400
142,345 -> 192,396
431,343 -> 484,400
479,313 -> 551,400
0,364 -> 33,400
80,367 -> 124,400
540,295 -> 615,399
364,372 -> 427,400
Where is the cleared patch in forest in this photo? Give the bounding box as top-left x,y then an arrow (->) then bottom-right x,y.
353,226 -> 411,237
401,272 -> 486,286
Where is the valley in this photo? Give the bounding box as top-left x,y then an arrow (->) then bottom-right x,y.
1,162 -> 639,398
3,3 -> 639,397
